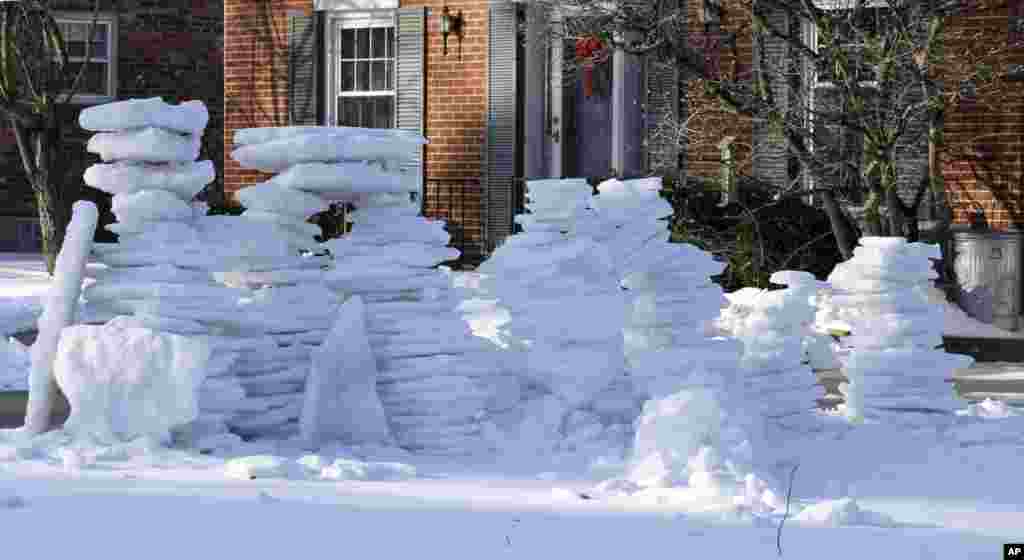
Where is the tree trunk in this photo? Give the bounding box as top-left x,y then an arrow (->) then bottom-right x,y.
819,189 -> 856,259
29,120 -> 73,276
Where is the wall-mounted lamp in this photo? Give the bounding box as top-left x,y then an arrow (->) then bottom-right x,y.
440,4 -> 464,56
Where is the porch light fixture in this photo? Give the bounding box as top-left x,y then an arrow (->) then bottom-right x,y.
440,4 -> 463,56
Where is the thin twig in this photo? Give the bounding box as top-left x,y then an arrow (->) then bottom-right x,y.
777,463 -> 799,557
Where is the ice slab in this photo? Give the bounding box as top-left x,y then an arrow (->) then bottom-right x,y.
300,296 -> 390,447
79,97 -> 209,134
84,161 -> 215,200
87,127 -> 202,162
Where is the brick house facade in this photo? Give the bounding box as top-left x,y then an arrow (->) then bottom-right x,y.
224,0 -> 1021,269
0,0 -> 223,252
225,0 -> 496,263
671,0 -> 1024,232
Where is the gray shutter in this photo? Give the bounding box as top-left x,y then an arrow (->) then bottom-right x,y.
396,7 -> 426,199
752,8 -> 790,188
643,0 -> 681,180
288,12 -> 320,125
485,0 -> 518,250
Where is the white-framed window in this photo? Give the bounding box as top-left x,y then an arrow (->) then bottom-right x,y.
326,11 -> 396,128
55,13 -> 117,104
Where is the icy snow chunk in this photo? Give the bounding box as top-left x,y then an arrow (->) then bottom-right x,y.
79,97 -> 209,134
236,182 -> 328,219
319,458 -> 417,481
233,125 -> 427,146
300,296 -> 390,447
224,455 -> 293,480
957,398 -> 1017,419
793,498 -> 895,527
87,127 -> 202,162
111,190 -> 193,223
84,161 -> 215,200
53,321 -> 211,443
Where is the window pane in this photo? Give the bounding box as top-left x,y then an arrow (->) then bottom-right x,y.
357,28 -> 370,59
371,28 -> 387,58
371,61 -> 387,91
386,60 -> 393,90
340,61 -> 354,91
67,62 -> 107,95
338,97 -> 361,127
374,96 -> 394,128
341,29 -> 355,59
387,28 -> 395,58
356,61 -> 369,91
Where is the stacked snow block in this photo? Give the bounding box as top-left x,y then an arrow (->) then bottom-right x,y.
77,97 -> 252,446
730,270 -> 823,423
828,237 -> 974,416
470,178 -> 638,464
479,179 -> 628,411
619,240 -> 742,402
590,178 -> 673,275
325,193 -> 506,455
234,126 -> 504,455
228,127 -> 431,440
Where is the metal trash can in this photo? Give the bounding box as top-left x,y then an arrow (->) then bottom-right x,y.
952,230 -> 1024,331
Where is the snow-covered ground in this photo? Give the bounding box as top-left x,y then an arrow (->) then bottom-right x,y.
0,411 -> 1022,559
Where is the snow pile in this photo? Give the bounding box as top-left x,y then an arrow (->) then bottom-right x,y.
53,321 -> 210,443
728,271 -> 832,426
474,178 -> 634,461
828,237 -> 975,420
300,296 -> 389,447
25,201 -> 98,434
621,389 -> 781,513
0,337 -> 30,390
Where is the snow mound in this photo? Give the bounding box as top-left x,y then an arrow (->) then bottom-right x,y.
53,321 -> 211,443
793,497 -> 895,528
84,161 -> 215,200
78,97 -> 209,134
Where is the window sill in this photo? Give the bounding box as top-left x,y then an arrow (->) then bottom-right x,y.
65,95 -> 116,106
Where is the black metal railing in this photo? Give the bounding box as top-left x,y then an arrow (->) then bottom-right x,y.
423,177 -> 487,268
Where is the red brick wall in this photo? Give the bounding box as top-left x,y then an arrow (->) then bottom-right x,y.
222,0 -> 490,194
223,0 -> 307,200
685,0 -> 756,181
942,6 -> 1024,230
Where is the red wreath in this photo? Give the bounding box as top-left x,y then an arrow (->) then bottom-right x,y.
575,36 -> 607,98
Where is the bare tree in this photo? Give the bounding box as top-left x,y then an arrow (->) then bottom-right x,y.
527,0 -> 1019,259
0,0 -> 106,274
